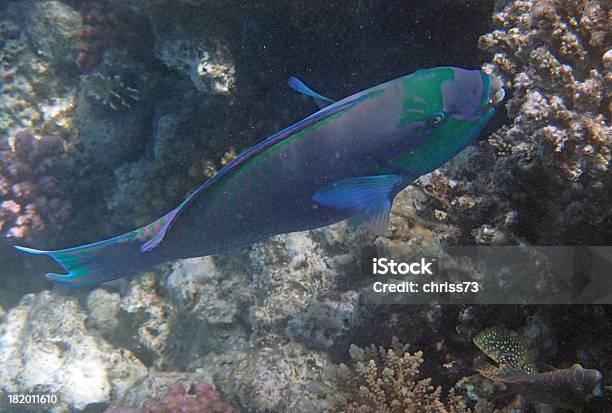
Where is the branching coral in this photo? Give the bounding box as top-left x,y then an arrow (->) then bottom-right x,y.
325,337 -> 472,413
0,130 -> 71,244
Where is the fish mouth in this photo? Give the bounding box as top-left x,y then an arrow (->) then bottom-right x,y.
488,73 -> 505,105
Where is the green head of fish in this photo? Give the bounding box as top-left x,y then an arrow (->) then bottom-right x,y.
389,67 -> 504,175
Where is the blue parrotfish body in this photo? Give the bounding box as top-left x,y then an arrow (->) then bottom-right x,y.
16,67 -> 504,286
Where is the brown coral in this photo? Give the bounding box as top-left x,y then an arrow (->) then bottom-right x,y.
325,337 -> 472,413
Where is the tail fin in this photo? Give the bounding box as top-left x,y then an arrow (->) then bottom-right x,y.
14,211 -> 179,287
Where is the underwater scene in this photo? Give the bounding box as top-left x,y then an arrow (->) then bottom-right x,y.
0,0 -> 611,412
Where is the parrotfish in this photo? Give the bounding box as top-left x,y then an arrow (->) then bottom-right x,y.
16,67 -> 504,286
473,327 -> 603,411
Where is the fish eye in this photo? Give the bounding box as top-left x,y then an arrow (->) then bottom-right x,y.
430,112 -> 445,125
489,88 -> 505,104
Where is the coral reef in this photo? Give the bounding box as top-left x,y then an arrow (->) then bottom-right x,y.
83,70 -> 142,111
416,0 -> 611,244
285,293 -> 361,350
105,373 -> 234,413
420,0 -> 612,245
0,1 -> 78,139
24,0 -> 81,69
1,1 -> 610,412
105,378 -> 234,413
479,0 -> 610,180
76,49 -> 153,168
0,130 -> 71,244
79,48 -> 150,112
322,337 -> 471,413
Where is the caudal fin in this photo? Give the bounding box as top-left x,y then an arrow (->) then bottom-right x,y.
14,211 -> 179,287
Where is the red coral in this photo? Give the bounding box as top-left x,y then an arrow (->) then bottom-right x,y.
0,131 -> 71,243
141,382 -> 234,413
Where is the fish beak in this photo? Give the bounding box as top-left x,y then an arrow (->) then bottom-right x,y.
488,74 -> 505,105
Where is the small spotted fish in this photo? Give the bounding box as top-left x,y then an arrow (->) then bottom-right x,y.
473,327 -> 603,411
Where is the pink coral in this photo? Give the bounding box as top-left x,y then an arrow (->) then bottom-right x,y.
141,382 -> 234,413
0,130 -> 71,244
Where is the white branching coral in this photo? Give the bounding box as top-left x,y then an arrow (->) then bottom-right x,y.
325,338 -> 472,413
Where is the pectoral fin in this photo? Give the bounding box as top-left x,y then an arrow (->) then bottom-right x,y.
474,357 -> 502,381
312,174 -> 402,235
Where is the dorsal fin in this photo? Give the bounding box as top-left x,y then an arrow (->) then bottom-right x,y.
537,362 -> 559,372
288,76 -> 335,108
139,204 -> 184,252
473,328 -> 538,375
139,94 -> 366,252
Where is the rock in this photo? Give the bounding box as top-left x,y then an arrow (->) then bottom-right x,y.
0,290 -> 147,412
75,88 -> 148,168
111,371 -> 215,410
24,0 -> 81,69
87,288 -> 122,335
76,49 -> 154,168
119,272 -> 176,367
285,292 -> 361,350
